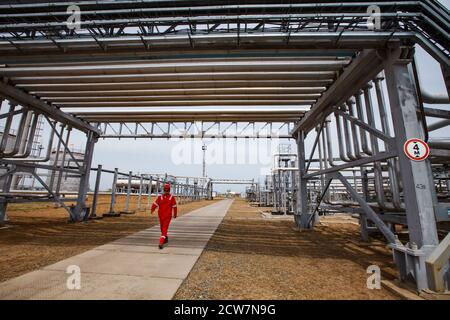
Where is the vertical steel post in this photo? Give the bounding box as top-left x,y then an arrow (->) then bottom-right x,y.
147,175 -> 153,209
384,50 -> 439,291
210,182 -> 213,200
0,171 -> 13,224
49,124 -> 65,192
70,130 -> 96,221
374,75 -> 402,210
0,103 -> 16,152
91,164 -> 102,218
295,130 -> 310,228
122,170 -> 133,213
155,178 -> 160,197
107,168 -> 119,215
173,180 -> 178,201
137,174 -> 143,210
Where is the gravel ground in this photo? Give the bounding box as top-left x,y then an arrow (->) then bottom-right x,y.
0,196 -> 218,283
174,198 -> 399,300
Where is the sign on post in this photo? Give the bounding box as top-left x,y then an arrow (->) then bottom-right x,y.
403,138 -> 430,161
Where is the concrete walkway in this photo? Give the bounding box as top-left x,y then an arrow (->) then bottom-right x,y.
0,199 -> 233,300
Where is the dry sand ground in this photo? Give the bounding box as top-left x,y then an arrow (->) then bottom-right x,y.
174,198 -> 399,300
0,195 -> 218,283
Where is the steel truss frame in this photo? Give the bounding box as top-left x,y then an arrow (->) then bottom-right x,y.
291,45 -> 449,291
98,121 -> 294,139
0,97 -> 98,222
207,178 -> 255,200
0,0 -> 448,293
0,1 -> 448,65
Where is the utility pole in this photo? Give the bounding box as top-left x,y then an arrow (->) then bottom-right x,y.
202,143 -> 207,178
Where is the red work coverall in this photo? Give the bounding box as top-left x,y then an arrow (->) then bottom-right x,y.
151,193 -> 177,244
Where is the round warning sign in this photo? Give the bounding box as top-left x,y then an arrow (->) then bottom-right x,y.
403,138 -> 429,161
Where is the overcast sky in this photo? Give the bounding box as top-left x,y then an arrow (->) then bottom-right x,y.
2,1 -> 449,194
89,0 -> 450,193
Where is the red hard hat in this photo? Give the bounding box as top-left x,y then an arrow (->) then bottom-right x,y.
163,183 -> 171,191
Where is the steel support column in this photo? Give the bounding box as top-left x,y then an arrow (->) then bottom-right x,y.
295,130 -> 311,228
90,164 -> 102,218
137,174 -> 143,210
384,49 -> 440,291
147,175 -> 153,209
121,170 -> 135,214
69,130 -> 97,221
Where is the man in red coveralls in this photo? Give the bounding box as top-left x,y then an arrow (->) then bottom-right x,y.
151,183 -> 177,249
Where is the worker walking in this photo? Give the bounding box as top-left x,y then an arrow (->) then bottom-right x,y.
151,183 -> 177,249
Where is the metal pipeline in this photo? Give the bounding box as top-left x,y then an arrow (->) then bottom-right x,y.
354,90 -> 373,156
8,119 -> 55,162
428,138 -> 450,150
373,75 -> 404,211
4,113 -> 50,161
363,83 -> 386,209
0,103 -> 15,153
341,103 -> 358,161
55,127 -> 72,195
18,111 -> 33,154
48,124 -> 65,192
347,99 -> 364,159
428,119 -> 450,132
16,112 -> 39,159
334,108 -> 351,162
324,117 -> 336,167
415,58 -> 450,104
318,125 -> 332,203
2,108 -> 29,157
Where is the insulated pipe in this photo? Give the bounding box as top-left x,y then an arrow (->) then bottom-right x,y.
363,83 -> 386,209
334,109 -> 350,162
9,109 -> 32,188
373,76 -> 403,211
147,175 -> 153,208
414,58 -> 450,104
0,61 -> 348,77
346,100 -> 362,160
21,113 -> 39,158
17,110 -> 33,154
428,138 -> 450,150
324,117 -> 336,167
3,108 -> 29,157
318,127 -> 327,201
341,104 -> 358,161
354,91 -> 372,156
428,119 -> 450,132
9,117 -> 54,161
0,103 -> 15,153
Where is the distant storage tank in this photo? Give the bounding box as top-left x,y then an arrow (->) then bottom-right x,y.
46,149 -> 85,192
116,179 -> 156,193
116,176 -> 175,193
